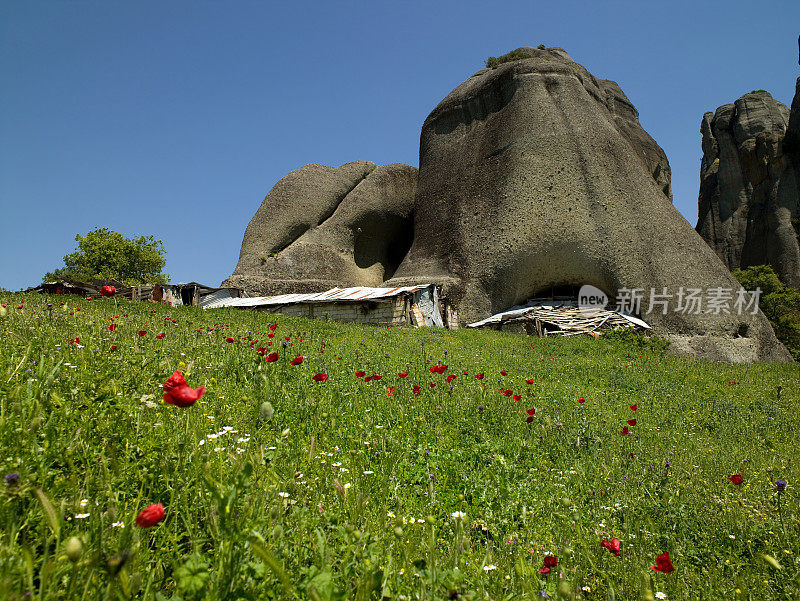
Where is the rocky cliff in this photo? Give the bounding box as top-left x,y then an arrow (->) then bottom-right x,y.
223,161 -> 417,295
696,91 -> 800,288
385,46 -> 790,362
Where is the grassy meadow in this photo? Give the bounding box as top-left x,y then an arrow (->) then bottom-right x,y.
0,292 -> 798,600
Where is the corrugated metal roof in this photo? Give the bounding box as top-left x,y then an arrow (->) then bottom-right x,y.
203,285 -> 430,310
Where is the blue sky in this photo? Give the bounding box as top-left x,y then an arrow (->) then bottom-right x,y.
1,1 -> 798,291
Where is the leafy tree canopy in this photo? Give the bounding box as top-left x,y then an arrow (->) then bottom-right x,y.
732,264 -> 800,360
44,228 -> 169,286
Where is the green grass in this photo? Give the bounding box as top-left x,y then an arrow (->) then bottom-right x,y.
485,49 -> 536,69
0,292 -> 798,600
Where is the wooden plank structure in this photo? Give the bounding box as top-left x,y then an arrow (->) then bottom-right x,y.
469,303 -> 649,337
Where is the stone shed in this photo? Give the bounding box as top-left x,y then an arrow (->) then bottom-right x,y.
203,284 -> 456,328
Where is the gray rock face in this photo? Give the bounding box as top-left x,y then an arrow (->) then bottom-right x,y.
224,161 -> 417,295
386,46 -> 790,362
696,91 -> 800,288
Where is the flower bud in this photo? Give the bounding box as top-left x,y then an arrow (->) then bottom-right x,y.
65,537 -> 83,563
260,402 -> 274,420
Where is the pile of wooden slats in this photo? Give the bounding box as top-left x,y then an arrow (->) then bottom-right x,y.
495,305 -> 645,337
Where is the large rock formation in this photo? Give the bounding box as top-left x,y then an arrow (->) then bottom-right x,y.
385,46 -> 790,362
696,91 -> 800,288
224,161 -> 417,295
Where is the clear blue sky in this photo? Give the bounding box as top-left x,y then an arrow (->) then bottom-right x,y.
2,1 -> 798,291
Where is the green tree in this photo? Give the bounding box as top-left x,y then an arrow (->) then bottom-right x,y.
44,228 -> 169,286
732,264 -> 800,360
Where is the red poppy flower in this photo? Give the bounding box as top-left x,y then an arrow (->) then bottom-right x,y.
290,356 -> 303,366
578,397 -> 586,403
355,370 -> 366,377
475,373 -> 484,380
387,386 -> 395,397
135,503 -> 165,528
728,474 -> 743,485
69,337 -> 80,344
162,370 -> 206,407
446,374 -> 456,383
513,394 -> 521,402
630,404 -> 637,411
85,296 -> 92,301
156,333 -> 165,340
138,331 -> 147,337
538,555 -> 557,574
526,407 -> 536,422
268,333 -> 275,338
627,419 -> 636,427
413,385 -> 422,396
651,552 -> 675,573
462,370 -> 468,375
269,324 -> 277,331
526,378 -> 535,384
621,426 -> 629,435
312,373 -> 328,382
225,337 -> 234,343
501,389 -> 512,397
398,372 -> 408,378
500,370 -> 507,376
108,324 -> 117,331
370,374 -> 382,381
265,352 -> 279,362
256,347 -> 267,355
430,382 -> 436,388
249,339 -> 258,347
601,538 -> 621,556
100,285 -> 116,297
